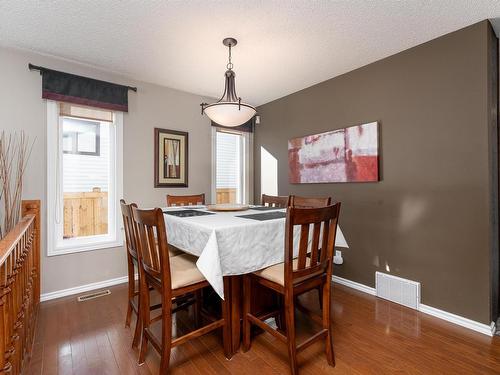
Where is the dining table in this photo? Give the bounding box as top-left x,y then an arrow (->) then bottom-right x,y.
163,205 -> 348,354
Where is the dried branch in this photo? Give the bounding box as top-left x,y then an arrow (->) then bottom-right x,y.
0,131 -> 35,239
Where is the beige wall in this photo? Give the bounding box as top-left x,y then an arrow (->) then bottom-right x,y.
254,21 -> 497,324
0,46 -> 213,294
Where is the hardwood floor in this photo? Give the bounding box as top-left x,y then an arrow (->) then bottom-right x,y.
27,283 -> 500,374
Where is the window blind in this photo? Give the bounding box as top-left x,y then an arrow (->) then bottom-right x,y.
59,103 -> 113,122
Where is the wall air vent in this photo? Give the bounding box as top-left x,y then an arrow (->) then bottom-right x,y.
375,272 -> 420,310
77,289 -> 111,302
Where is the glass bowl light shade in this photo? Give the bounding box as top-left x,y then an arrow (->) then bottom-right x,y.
203,102 -> 256,127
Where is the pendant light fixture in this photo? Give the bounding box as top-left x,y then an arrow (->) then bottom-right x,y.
200,37 -> 256,127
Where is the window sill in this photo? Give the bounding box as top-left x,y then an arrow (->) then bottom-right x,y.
47,239 -> 124,257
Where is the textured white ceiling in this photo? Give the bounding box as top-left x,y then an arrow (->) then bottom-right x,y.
1,1 -> 500,106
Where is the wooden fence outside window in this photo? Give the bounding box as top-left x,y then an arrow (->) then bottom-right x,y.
216,188 -> 237,204
63,191 -> 108,238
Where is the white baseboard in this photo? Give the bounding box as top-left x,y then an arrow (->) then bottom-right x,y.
332,275 -> 495,337
333,275 -> 376,296
418,304 -> 496,337
40,275 -> 129,302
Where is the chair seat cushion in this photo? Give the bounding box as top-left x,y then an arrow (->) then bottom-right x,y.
254,258 -> 310,286
170,254 -> 205,290
168,244 -> 184,257
153,238 -> 182,258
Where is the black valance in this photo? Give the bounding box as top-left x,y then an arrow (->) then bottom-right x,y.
211,117 -> 254,133
30,64 -> 135,112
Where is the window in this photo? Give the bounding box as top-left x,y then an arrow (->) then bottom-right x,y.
212,127 -> 252,204
47,101 -> 123,255
62,119 -> 100,156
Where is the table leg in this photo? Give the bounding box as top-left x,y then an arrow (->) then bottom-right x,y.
227,275 -> 281,355
230,275 -> 242,354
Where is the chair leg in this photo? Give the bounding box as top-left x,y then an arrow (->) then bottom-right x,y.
317,285 -> 324,309
242,275 -> 252,352
275,294 -> 286,332
193,289 -> 202,328
221,277 -> 232,359
125,257 -> 135,327
160,303 -> 173,374
323,281 -> 335,367
132,293 -> 141,348
125,303 -> 133,327
285,292 -> 298,375
138,278 -> 150,365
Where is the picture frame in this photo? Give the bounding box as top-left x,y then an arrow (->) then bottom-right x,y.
154,128 -> 188,187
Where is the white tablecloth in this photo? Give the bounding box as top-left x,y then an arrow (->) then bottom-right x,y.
163,206 -> 348,299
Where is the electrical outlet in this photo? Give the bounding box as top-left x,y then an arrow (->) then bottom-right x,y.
334,250 -> 343,265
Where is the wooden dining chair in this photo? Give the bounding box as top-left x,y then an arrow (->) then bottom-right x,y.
289,195 -> 331,208
121,200 -> 190,349
166,193 -> 207,316
262,194 -> 290,208
132,206 -> 231,373
242,203 -> 341,375
166,193 -> 205,207
290,195 -> 333,308
120,199 -> 145,348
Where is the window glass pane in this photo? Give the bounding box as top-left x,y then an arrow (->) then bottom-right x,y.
77,131 -> 97,153
62,117 -> 110,239
62,118 -> 99,155
216,131 -> 242,204
62,133 -> 74,153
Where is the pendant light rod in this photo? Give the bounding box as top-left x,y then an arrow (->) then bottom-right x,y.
223,37 -> 237,71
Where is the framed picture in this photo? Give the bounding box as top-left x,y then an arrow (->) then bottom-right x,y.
288,121 -> 379,183
154,128 -> 188,187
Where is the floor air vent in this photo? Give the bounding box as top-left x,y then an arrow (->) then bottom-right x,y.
375,272 -> 420,310
77,289 -> 111,302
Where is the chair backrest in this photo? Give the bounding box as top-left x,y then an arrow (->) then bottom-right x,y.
166,193 -> 205,207
261,194 -> 290,208
289,195 -> 331,208
120,199 -> 138,259
131,206 -> 172,294
284,203 -> 341,287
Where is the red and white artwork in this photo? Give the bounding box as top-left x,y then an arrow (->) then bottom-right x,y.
288,122 -> 379,183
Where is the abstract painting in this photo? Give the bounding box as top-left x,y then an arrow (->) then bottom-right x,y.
154,128 -> 188,187
288,122 -> 379,183
164,138 -> 180,178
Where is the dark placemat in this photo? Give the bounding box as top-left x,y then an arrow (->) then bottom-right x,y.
236,211 -> 286,221
250,206 -> 284,211
163,209 -> 215,218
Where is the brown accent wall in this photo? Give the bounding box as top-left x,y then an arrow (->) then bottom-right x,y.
254,21 -> 498,324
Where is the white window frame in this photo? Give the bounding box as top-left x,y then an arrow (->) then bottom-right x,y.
211,127 -> 253,204
46,101 -> 124,256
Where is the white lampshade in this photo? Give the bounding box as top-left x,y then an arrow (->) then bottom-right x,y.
204,102 -> 256,127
